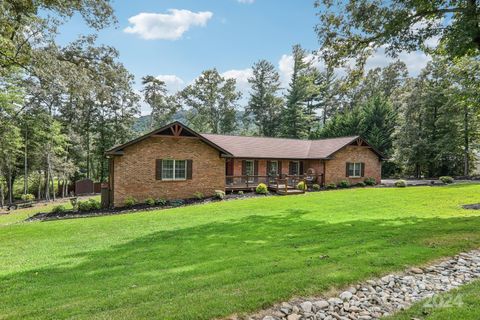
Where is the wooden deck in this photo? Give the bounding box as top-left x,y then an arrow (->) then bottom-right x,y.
225,174 -> 323,195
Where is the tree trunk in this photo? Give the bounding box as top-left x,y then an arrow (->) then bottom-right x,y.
37,170 -> 42,200
463,105 -> 470,176
7,170 -> 13,204
24,126 -> 28,195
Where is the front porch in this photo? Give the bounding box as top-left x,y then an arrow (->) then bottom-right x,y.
225,174 -> 324,195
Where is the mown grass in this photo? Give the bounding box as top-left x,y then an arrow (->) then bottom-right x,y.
0,185 -> 480,319
388,280 -> 480,320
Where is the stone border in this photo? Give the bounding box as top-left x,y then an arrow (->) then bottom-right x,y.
237,249 -> 480,320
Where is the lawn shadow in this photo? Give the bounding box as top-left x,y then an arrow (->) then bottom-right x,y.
1,212 -> 480,319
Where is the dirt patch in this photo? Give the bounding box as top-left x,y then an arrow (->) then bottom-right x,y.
26,192 -> 273,222
463,203 -> 480,210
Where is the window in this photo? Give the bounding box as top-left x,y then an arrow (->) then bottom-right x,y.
162,159 -> 187,180
289,161 -> 300,175
245,160 -> 255,182
268,161 -> 278,176
348,162 -> 362,177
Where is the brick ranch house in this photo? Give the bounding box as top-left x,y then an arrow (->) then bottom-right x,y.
105,121 -> 384,207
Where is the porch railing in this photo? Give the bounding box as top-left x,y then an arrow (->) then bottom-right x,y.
225,174 -> 324,190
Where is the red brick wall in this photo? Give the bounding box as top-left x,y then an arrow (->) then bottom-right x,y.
324,145 -> 381,185
112,136 -> 225,207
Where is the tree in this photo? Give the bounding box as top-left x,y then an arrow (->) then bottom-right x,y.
180,69 -> 241,134
142,76 -> 179,129
315,0 -> 480,65
245,60 -> 283,136
281,45 -> 316,139
313,65 -> 339,126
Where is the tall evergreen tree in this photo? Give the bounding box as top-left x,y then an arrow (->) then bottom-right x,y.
142,76 -> 179,129
246,60 -> 283,136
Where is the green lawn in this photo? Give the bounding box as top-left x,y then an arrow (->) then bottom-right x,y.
1,185 -> 480,319
388,280 -> 480,320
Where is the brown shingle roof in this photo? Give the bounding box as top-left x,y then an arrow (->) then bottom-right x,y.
201,133 -> 361,159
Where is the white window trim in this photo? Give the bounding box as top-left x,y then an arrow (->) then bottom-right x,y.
245,160 -> 255,182
291,161 -> 300,176
349,162 -> 362,178
162,159 -> 187,181
269,160 -> 278,175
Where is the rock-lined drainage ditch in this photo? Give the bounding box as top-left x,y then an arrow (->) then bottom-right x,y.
241,249 -> 480,320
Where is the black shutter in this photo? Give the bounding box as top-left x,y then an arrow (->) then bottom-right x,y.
266,160 -> 271,175
254,160 -> 259,175
242,160 -> 247,175
278,161 -> 282,176
361,162 -> 365,177
346,162 -> 350,177
289,161 -> 294,175
187,160 -> 193,179
300,161 -> 304,175
156,159 -> 163,180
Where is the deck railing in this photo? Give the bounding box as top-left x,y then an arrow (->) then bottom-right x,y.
225,174 -> 324,191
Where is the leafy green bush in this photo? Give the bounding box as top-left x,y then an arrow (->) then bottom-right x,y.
169,199 -> 185,207
51,205 -> 66,214
356,182 -> 366,187
312,184 -> 321,191
193,192 -> 204,200
145,197 -> 155,206
395,179 -> 407,187
124,196 -> 137,207
70,197 -> 79,211
21,193 -> 35,201
364,177 -> 376,186
214,190 -> 225,200
296,181 -> 307,191
237,190 -> 244,195
439,176 -> 454,184
88,198 -> 101,210
155,198 -> 167,206
338,180 -> 350,188
78,200 -> 92,212
255,183 -> 268,194
326,183 -> 337,189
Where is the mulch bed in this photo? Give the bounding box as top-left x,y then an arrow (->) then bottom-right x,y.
26,192 -> 274,222
463,203 -> 480,210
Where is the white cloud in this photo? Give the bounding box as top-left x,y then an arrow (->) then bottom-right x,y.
124,9 -> 213,40
156,74 -> 185,92
237,0 -> 255,3
365,46 -> 431,76
221,68 -> 253,92
278,53 -> 320,87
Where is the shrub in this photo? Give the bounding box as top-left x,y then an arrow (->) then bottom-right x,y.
21,193 -> 35,201
78,200 -> 92,212
70,197 -> 79,211
439,176 -> 454,184
364,177 -> 376,186
124,196 -> 137,207
326,183 -> 337,189
296,181 -> 307,191
145,197 -> 155,206
256,183 -> 268,194
88,198 -> 101,210
51,205 -> 66,214
214,190 -> 225,200
193,191 -> 204,200
395,179 -> 407,187
312,184 -> 321,191
169,199 -> 185,207
356,182 -> 366,187
338,180 -> 350,188
155,198 -> 167,206
237,190 -> 244,195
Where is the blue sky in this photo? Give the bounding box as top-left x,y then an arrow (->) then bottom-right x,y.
56,0 -> 431,114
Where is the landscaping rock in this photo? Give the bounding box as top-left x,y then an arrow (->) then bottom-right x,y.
248,249 -> 480,320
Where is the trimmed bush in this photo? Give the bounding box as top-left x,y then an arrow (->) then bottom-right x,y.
169,199 -> 185,207
78,200 -> 92,212
237,190 -> 244,195
312,184 -> 321,191
256,183 -> 268,194
356,182 -> 366,187
214,190 -> 225,200
193,192 -> 204,200
395,179 -> 407,187
326,183 -> 337,189
51,205 -> 66,214
440,176 -> 454,184
21,193 -> 35,201
145,197 -> 155,206
364,177 -> 376,186
124,196 -> 137,207
338,180 -> 350,188
155,198 -> 167,206
296,181 -> 307,191
88,199 -> 101,210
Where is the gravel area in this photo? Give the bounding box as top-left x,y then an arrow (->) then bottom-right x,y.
240,249 -> 480,320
